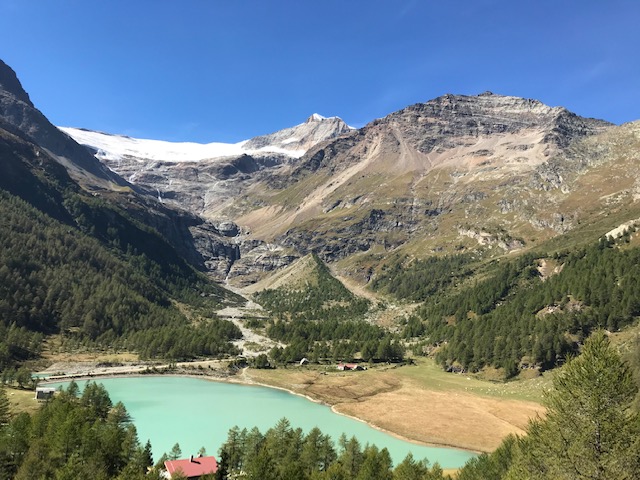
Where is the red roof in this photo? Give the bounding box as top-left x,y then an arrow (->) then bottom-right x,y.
337,363 -> 359,369
165,455 -> 218,479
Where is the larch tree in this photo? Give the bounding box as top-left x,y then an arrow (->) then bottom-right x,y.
507,330 -> 640,479
0,387 -> 9,426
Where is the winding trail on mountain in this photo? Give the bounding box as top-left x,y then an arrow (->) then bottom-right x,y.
215,286 -> 284,357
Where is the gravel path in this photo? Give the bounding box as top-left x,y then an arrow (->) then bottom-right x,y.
216,296 -> 284,357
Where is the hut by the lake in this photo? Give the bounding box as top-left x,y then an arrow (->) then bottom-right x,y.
34,387 -> 56,401
164,454 -> 218,479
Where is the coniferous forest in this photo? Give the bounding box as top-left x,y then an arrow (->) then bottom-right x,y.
0,129 -> 243,368
369,232 -> 640,377
0,382 -> 153,479
255,254 -> 405,364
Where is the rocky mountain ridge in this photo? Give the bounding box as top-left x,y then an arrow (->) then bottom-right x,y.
0,60 -> 129,190
0,59 -> 251,282
61,114 -> 351,219
227,92 -> 624,272
6,53 -> 640,289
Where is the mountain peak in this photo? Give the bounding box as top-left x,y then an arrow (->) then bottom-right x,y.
241,114 -> 352,156
378,92 -> 612,151
0,59 -> 33,107
307,113 -> 327,123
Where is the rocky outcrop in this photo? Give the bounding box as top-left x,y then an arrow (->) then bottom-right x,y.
390,92 -> 610,149
0,60 -> 130,190
227,242 -> 299,287
242,114 -> 352,154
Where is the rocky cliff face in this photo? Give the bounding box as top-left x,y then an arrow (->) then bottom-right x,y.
0,60 -> 130,190
237,93 -> 619,265
383,92 -> 609,148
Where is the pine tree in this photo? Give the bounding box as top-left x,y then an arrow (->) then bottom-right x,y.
142,440 -> 154,470
507,330 -> 640,479
169,442 -> 182,461
214,448 -> 229,480
0,386 -> 10,425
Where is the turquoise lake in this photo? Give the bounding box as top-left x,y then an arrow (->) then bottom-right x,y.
49,376 -> 475,468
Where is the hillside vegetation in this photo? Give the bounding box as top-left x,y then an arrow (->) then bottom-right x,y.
369,228 -> 640,378
0,130 -> 242,366
254,254 -> 404,364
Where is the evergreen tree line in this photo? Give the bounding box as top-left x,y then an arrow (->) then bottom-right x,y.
371,253 -> 475,302
215,418 -> 446,480
409,237 -> 640,374
268,333 -> 405,365
0,382 -> 154,479
255,254 -> 404,364
0,190 -> 241,364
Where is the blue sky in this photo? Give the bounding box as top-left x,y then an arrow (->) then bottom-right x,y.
1,0 -> 639,143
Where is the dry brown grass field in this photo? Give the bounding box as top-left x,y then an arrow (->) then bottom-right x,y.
248,358 -> 548,453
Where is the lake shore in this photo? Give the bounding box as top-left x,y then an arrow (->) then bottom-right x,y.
38,358 -> 544,454
39,363 -> 474,452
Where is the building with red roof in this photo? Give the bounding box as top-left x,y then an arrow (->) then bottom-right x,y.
337,362 -> 364,371
164,455 -> 218,479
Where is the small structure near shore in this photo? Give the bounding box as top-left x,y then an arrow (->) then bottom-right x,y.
34,387 -> 56,401
337,363 -> 365,371
164,454 -> 218,479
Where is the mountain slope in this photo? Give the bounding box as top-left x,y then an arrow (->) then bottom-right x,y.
0,60 -> 249,365
60,113 -> 352,219
0,125 -> 244,365
61,89 -> 640,291
0,60 -> 130,190
234,93 -> 617,265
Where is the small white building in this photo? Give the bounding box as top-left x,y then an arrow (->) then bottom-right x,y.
34,387 -> 55,401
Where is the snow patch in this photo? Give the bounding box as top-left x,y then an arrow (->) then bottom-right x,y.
59,127 -> 307,163
59,112 -> 349,164
60,127 -> 246,162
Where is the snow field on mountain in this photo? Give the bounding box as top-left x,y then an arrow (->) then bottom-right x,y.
59,127 -> 305,162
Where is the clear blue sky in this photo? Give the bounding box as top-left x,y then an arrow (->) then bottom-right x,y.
1,0 -> 639,143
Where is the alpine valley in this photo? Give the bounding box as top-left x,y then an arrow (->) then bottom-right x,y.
4,54 -> 640,475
